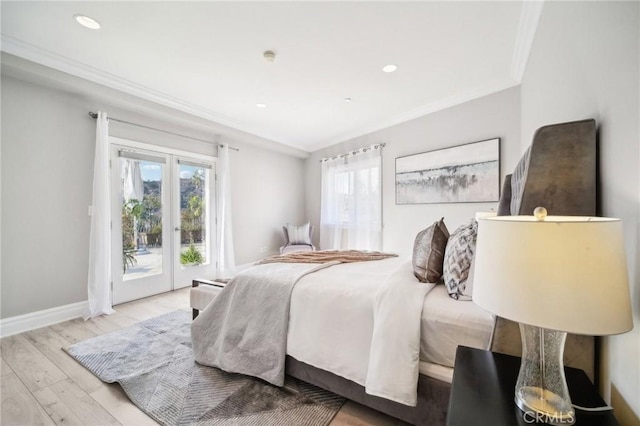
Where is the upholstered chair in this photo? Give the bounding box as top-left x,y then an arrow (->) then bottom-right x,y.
280,224 -> 316,254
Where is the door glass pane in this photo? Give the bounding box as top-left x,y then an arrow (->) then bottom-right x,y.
121,158 -> 163,280
179,164 -> 209,268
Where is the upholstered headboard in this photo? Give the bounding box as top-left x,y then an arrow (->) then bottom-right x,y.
490,118 -> 597,381
498,119 -> 596,217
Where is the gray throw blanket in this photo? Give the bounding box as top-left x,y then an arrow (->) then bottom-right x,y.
191,262 -> 338,386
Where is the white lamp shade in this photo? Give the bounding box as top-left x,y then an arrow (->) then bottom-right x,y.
473,216 -> 633,336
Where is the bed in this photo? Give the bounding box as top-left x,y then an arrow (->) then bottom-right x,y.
191,119 -> 597,425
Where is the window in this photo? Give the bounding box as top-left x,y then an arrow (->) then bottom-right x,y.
320,146 -> 382,250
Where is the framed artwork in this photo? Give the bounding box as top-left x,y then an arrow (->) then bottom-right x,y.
395,138 -> 500,204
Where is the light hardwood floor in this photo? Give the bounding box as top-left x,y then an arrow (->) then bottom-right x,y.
1,288 -> 404,426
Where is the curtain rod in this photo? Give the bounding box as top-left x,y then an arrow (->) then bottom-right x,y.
319,143 -> 386,163
88,112 -> 239,151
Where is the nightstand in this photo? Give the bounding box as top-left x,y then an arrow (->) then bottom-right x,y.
446,346 -> 619,426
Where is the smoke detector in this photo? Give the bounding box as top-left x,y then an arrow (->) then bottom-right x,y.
263,50 -> 276,62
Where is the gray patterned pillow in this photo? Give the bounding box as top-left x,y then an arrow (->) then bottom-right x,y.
443,219 -> 478,300
412,218 -> 449,283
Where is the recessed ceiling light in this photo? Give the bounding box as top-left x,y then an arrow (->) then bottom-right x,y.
344,98 -> 352,103
255,103 -> 267,108
382,64 -> 398,73
74,14 -> 101,30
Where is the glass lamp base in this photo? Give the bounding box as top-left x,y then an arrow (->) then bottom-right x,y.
516,386 -> 575,425
515,324 -> 576,425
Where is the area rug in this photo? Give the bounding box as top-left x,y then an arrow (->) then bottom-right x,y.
66,310 -> 345,426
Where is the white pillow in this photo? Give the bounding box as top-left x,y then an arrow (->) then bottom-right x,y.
286,222 -> 312,245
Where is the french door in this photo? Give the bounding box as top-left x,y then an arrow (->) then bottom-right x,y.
110,140 -> 216,305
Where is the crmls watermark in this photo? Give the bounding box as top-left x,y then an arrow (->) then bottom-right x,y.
522,410 -> 575,424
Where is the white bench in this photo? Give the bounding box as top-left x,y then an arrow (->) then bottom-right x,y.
190,278 -> 225,319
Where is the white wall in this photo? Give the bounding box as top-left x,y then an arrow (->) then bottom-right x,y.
305,87 -> 521,258
229,143 -> 306,264
2,76 -> 95,320
1,73 -> 306,318
520,2 -> 639,424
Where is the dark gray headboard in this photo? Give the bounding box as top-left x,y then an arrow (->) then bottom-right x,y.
497,119 -> 596,216
490,118 -> 597,381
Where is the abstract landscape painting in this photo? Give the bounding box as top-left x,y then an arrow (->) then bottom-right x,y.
396,138 -> 500,204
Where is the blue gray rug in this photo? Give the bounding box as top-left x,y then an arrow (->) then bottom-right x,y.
66,310 -> 344,425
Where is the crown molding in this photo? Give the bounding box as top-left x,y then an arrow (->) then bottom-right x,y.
307,78 -> 520,152
0,35 -> 306,152
309,1 -> 542,153
3,16 -> 533,155
510,0 -> 544,83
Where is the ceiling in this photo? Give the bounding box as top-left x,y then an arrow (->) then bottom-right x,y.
1,2 -> 536,152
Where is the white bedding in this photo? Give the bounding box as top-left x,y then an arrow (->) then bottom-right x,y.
287,257 -> 404,387
366,258 -> 433,405
286,257 -> 495,395
420,285 -> 495,368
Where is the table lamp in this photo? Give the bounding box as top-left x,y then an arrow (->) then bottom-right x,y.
472,208 -> 633,425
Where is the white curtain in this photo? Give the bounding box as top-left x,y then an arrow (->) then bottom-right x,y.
320,146 -> 382,251
216,144 -> 236,273
85,111 -> 114,319
122,159 -> 144,202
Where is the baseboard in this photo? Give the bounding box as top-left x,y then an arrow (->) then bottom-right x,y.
0,301 -> 88,337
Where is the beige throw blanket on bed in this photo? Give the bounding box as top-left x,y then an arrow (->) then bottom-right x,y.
259,250 -> 397,264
